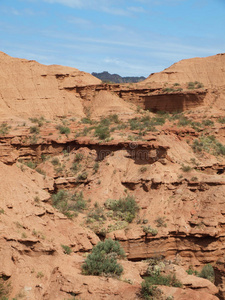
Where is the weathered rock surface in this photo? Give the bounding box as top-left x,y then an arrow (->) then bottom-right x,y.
1,52 -> 225,299
0,51 -> 101,119
142,53 -> 225,87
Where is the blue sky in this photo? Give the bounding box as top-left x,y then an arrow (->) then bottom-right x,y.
1,0 -> 225,77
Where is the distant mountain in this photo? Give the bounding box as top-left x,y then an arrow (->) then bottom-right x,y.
92,71 -> 146,83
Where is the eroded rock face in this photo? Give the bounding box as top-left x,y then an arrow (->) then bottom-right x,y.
142,53 -> 225,87
0,51 -> 101,119
1,52 -> 225,299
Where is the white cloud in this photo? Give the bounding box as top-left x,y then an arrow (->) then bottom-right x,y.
43,0 -> 141,16
128,6 -> 145,13
67,16 -> 93,28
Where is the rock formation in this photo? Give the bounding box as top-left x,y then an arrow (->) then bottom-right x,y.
1,51 -> 225,299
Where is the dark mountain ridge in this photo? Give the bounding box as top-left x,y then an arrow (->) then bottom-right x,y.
92,71 -> 146,83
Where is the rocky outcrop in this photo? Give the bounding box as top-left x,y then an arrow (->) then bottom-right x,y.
0,51 -> 101,119
142,53 -> 225,87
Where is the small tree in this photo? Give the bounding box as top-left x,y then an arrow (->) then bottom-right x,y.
82,239 -> 125,276
199,264 -> 215,282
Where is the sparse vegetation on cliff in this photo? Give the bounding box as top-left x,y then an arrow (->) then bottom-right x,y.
104,195 -> 139,223
51,190 -> 87,218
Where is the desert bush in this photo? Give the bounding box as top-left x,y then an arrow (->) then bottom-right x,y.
29,116 -> 45,127
94,124 -> 110,140
51,157 -> 60,166
105,195 -> 139,223
155,217 -> 167,228
24,160 -> 37,169
187,82 -> 195,89
162,88 -> 175,93
187,81 -> 204,89
57,125 -> 70,135
108,114 -> 119,124
145,273 -> 182,288
82,239 -> 125,276
93,162 -> 99,173
70,162 -> 81,173
74,153 -> 84,162
81,117 -> 93,124
77,172 -> 88,181
52,189 -> 87,218
61,244 -> 72,255
36,168 -> 46,176
177,116 -> 192,127
202,119 -> 214,126
0,122 -> 11,136
142,225 -> 158,236
186,265 -> 199,276
140,280 -> 162,300
218,117 -> 225,124
199,264 -> 215,282
129,116 -> 158,135
69,191 -> 87,211
181,164 -> 192,172
87,203 -> 106,222
192,135 -> 225,155
140,166 -> 147,173
30,126 -> 40,134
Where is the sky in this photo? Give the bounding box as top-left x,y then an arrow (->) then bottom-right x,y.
0,0 -> 225,77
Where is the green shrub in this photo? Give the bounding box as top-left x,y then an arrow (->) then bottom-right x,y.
181,164 -> 192,172
87,203 -> 106,222
81,117 -> 93,124
199,264 -> 215,282
24,160 -> 37,169
93,162 -> 99,173
142,225 -> 158,236
177,116 -> 192,127
109,114 -> 119,124
82,239 -> 125,276
162,88 -> 175,93
61,244 -> 72,255
192,135 -> 225,156
155,217 -> 167,228
95,125 -> 110,140
69,191 -> 87,211
0,123 -> 11,136
186,266 -> 199,276
30,126 -> 40,134
140,166 -> 147,173
70,162 -> 81,173
140,280 -> 162,300
77,172 -> 88,181
187,82 -> 195,89
145,273 -> 182,288
74,153 -> 83,162
51,158 -> 60,166
29,116 -> 45,127
218,117 -> 225,124
187,81 -> 204,89
36,168 -> 46,176
57,125 -> 70,135
202,119 -> 214,126
52,190 -> 87,217
105,195 -> 139,223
